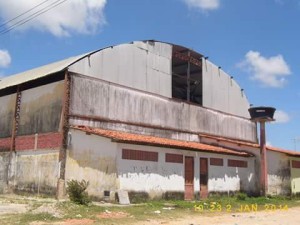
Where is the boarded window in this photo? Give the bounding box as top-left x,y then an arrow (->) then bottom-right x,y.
210,158 -> 223,166
122,149 -> 158,162
165,153 -> 183,163
228,159 -> 247,168
292,160 -> 300,169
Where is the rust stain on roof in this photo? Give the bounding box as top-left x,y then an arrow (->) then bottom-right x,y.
199,133 -> 300,157
72,126 -> 252,157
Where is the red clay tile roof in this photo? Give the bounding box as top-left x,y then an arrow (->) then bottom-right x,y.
72,126 -> 252,157
199,133 -> 300,157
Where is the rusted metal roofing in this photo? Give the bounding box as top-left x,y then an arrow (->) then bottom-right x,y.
199,133 -> 300,157
0,54 -> 88,90
72,126 -> 252,157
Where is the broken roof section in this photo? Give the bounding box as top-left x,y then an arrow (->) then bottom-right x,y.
72,126 -> 252,157
199,133 -> 300,157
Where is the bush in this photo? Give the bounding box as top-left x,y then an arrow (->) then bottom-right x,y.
236,192 -> 247,201
66,179 -> 91,205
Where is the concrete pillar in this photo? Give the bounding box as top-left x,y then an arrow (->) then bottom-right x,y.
260,121 -> 268,196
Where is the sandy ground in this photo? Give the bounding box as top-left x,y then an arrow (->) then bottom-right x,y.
1,195 -> 300,225
136,206 -> 300,225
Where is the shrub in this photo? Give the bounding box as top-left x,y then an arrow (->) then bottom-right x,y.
236,192 -> 247,201
66,179 -> 91,205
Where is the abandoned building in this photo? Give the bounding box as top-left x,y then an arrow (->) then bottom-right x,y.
0,40 -> 300,201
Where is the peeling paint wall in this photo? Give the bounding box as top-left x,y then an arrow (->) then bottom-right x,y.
65,129 -> 119,200
0,152 -> 9,193
208,156 -> 256,194
290,157 -> 300,195
0,93 -> 16,138
0,150 -> 59,195
117,143 -> 256,199
18,81 -> 64,135
267,151 -> 290,195
70,75 -> 257,142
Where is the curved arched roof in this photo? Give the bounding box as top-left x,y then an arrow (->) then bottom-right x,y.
0,40 -> 202,91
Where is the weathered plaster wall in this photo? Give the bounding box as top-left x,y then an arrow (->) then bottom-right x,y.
117,143 -> 256,199
290,157 -> 300,195
65,129 -> 119,200
70,75 -> 257,142
0,93 -> 15,138
0,150 -> 59,195
0,152 -> 9,193
267,151 -> 290,195
208,156 -> 256,194
18,81 -> 64,135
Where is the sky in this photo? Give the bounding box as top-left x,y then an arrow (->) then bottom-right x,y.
0,0 -> 299,150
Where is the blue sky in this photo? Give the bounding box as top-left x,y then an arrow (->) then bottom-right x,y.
0,0 -> 299,150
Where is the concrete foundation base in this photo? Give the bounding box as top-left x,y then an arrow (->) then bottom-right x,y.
56,178 -> 66,200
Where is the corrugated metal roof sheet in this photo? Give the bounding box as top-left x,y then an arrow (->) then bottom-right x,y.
0,54 -> 89,90
72,126 -> 252,157
0,40 -> 203,91
199,133 -> 300,157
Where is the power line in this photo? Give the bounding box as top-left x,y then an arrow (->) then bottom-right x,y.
0,0 -> 52,29
0,0 -> 69,35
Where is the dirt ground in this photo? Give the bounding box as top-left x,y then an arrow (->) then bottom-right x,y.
135,206 -> 300,225
1,195 -> 300,225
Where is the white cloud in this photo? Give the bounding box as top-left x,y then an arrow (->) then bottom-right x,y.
266,141 -> 272,147
0,0 -> 107,37
239,51 -> 291,88
0,49 -> 11,68
182,0 -> 220,11
274,110 -> 290,123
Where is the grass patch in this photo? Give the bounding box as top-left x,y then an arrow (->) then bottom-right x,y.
1,195 -> 300,224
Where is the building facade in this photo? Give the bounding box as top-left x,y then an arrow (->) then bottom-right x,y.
0,40 -> 299,200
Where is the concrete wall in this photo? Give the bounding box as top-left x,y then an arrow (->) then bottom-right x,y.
198,136 -> 292,195
0,93 -> 15,138
267,151 -> 291,195
18,81 -> 64,135
0,150 -> 59,195
70,75 -> 257,142
290,157 -> 300,195
64,129 -> 255,200
202,59 -> 250,118
65,129 -> 119,200
117,143 -> 256,199
69,41 -> 172,98
0,152 -> 9,193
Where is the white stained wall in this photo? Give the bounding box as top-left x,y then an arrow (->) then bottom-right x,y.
208,156 -> 256,194
65,129 -> 119,198
267,151 -> 291,195
117,143 -> 256,198
202,59 -> 250,118
68,41 -> 172,98
66,130 -> 255,199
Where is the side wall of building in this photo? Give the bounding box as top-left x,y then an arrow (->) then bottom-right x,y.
290,157 -> 300,195
65,129 -> 119,200
117,143 -> 256,199
0,150 -> 59,195
70,75 -> 257,142
202,60 -> 250,118
68,41 -> 172,98
199,136 -> 293,195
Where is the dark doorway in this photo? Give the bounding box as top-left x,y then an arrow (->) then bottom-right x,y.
200,157 -> 208,199
184,156 -> 194,200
